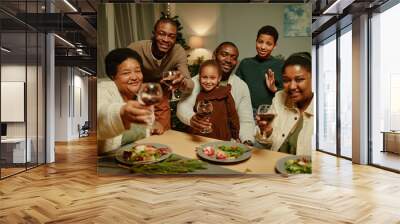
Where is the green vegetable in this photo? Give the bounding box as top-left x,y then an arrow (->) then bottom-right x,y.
130,154 -> 207,174
125,147 -> 163,162
284,159 -> 312,174
218,145 -> 245,159
286,159 -> 295,165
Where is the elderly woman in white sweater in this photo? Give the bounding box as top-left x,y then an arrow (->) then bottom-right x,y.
98,48 -> 160,155
256,52 -> 314,156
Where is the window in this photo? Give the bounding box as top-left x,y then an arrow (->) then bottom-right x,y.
370,2 -> 400,171
317,35 -> 337,154
0,1 -> 47,179
339,26 -> 352,158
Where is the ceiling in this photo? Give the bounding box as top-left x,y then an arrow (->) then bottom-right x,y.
3,0 -> 392,73
0,0 -> 97,74
311,0 -> 389,43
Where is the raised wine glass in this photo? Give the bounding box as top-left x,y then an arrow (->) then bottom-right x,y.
256,104 -> 276,144
196,100 -> 213,134
137,82 -> 163,137
161,71 -> 180,101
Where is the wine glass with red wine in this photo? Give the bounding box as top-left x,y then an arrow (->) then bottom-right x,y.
256,104 -> 276,144
137,82 -> 163,136
161,71 -> 180,101
196,100 -> 213,134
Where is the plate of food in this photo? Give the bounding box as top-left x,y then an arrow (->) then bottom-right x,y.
195,141 -> 251,164
275,155 -> 312,174
115,143 -> 172,165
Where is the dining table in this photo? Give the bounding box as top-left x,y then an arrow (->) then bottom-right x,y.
98,130 -> 292,175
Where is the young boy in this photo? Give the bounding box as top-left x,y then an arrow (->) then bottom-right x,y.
236,25 -> 284,114
191,60 -> 240,141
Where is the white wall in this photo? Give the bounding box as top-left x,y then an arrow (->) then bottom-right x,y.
1,65 -> 26,81
176,3 -> 311,63
1,65 -> 26,140
55,66 -> 68,141
176,4 -> 220,62
1,64 -> 45,164
73,73 -> 89,138
1,65 -> 35,138
54,67 -> 89,141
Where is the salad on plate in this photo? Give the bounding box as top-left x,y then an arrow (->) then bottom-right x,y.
116,143 -> 171,165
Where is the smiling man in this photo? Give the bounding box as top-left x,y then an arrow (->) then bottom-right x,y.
177,42 -> 255,145
128,18 -> 194,132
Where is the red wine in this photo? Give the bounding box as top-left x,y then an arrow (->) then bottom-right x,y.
140,94 -> 162,106
197,111 -> 212,119
258,113 -> 276,122
162,71 -> 176,87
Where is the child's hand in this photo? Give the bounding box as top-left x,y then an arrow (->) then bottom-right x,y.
190,114 -> 212,132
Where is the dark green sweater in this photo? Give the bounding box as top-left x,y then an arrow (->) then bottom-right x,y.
236,56 -> 284,110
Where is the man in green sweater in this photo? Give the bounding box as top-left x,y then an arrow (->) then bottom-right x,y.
236,25 -> 284,114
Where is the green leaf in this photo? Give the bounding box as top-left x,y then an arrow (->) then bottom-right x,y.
130,154 -> 207,174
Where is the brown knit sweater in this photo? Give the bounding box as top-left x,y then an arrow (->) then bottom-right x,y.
128,40 -> 191,130
191,85 -> 240,141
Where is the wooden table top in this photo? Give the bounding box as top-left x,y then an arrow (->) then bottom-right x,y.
136,130 -> 291,174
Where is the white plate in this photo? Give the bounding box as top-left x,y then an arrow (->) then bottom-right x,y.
275,155 -> 312,174
196,141 -> 252,164
115,143 -> 172,165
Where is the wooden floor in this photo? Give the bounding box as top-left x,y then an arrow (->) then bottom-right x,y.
372,150 -> 400,171
1,167 -> 26,178
1,135 -> 400,223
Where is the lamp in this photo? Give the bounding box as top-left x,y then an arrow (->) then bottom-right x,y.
77,67 -> 94,76
63,0 -> 78,12
1,47 -> 11,53
322,0 -> 354,15
189,36 -> 204,49
54,34 -> 75,48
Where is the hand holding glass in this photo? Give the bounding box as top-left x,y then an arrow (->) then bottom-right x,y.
196,100 -> 213,134
161,71 -> 176,88
137,83 -> 163,137
162,71 -> 181,100
256,104 -> 276,143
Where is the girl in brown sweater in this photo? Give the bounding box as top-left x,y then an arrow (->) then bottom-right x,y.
191,60 -> 240,141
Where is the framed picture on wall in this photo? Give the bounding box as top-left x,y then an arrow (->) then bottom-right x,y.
283,4 -> 311,37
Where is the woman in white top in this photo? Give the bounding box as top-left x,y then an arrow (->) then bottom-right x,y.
98,48 -> 162,155
256,52 -> 314,156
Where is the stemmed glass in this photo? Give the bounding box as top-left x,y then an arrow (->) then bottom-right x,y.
161,71 -> 180,101
196,100 -> 213,134
137,82 -> 163,137
256,104 -> 276,143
